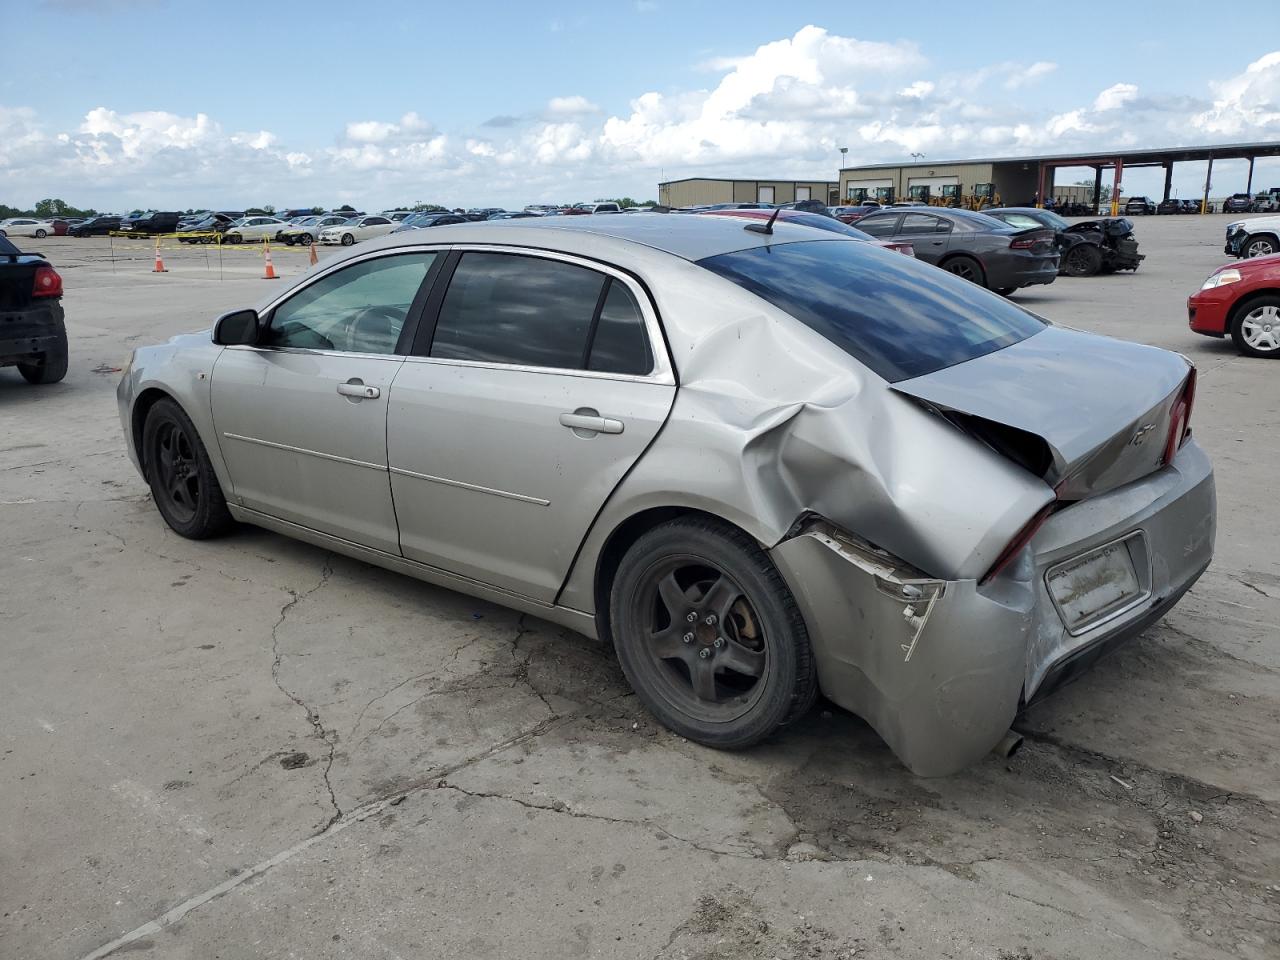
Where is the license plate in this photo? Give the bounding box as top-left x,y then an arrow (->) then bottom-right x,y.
1046,537 -> 1145,634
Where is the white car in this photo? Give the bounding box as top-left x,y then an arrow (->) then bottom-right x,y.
222,216 -> 292,243
1224,215 -> 1280,259
318,215 -> 398,246
0,218 -> 56,239
280,215 -> 353,246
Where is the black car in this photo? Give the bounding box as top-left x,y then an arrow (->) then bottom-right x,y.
0,234 -> 67,384
177,213 -> 237,243
67,215 -> 122,237
853,207 -> 1058,294
1124,196 -> 1157,216
118,211 -> 181,234
389,213 -> 468,233
1156,198 -> 1184,215
1181,199 -> 1205,214
984,207 -> 1143,277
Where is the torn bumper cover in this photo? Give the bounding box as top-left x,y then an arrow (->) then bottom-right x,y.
770,440 -> 1215,777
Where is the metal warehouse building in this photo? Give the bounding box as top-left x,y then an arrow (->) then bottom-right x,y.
839,159 -> 1040,208
658,178 -> 838,208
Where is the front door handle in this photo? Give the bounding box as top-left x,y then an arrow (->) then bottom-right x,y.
337,380 -> 379,400
559,410 -> 624,435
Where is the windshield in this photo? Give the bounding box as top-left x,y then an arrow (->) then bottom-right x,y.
698,239 -> 1046,382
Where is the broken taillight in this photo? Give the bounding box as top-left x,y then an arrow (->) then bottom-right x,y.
1163,368 -> 1196,465
32,265 -> 63,298
979,502 -> 1056,585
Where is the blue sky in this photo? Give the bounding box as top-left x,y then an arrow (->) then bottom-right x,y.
4,0 -> 1280,209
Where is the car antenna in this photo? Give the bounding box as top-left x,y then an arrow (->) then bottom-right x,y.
744,207 -> 781,235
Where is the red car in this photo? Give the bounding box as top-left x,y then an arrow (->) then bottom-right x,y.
696,208 -> 915,257
1188,254 -> 1280,357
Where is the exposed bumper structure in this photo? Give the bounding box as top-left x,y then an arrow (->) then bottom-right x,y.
770,440 -> 1215,777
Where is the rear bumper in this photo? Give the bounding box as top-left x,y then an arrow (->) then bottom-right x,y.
988,254 -> 1059,290
770,440 -> 1214,777
0,301 -> 64,363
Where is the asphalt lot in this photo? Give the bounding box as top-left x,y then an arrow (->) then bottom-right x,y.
2,217 -> 1277,960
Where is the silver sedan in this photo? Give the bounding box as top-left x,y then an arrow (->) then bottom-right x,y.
117,216 -> 1215,775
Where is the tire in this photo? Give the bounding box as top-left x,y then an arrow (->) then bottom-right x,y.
1244,235 -> 1277,259
1062,243 -> 1103,277
34,229 -> 47,239
994,287 -> 1017,296
609,517 -> 817,749
1230,295 -> 1280,358
229,234 -> 243,244
142,399 -> 234,538
941,254 -> 986,287
340,233 -> 355,246
299,234 -> 313,246
16,319 -> 68,384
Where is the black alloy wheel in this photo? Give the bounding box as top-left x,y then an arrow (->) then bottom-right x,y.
942,255 -> 985,286
610,518 -> 816,748
1063,243 -> 1103,277
142,399 -> 233,538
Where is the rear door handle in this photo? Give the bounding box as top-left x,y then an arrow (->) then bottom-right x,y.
559,411 -> 624,435
337,380 -> 380,399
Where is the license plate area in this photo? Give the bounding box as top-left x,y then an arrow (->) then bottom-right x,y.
1045,532 -> 1151,636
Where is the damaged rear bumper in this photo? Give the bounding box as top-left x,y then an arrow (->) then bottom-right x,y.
769,440 -> 1215,777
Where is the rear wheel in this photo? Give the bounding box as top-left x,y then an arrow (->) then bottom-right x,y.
609,517 -> 817,749
1244,235 -> 1277,259
942,255 -> 986,287
34,229 -> 47,239
17,318 -> 68,384
1231,296 -> 1280,358
142,399 -> 234,538
1063,243 -> 1103,277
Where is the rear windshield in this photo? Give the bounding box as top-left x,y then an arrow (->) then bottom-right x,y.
698,239 -> 1046,382
0,235 -> 19,256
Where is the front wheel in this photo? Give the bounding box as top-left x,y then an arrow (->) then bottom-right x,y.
142,398 -> 234,538
1244,235 -> 1277,259
1062,243 -> 1103,277
34,229 -> 47,239
340,233 -> 355,246
299,234 -> 313,246
1231,296 -> 1280,358
609,517 -> 817,749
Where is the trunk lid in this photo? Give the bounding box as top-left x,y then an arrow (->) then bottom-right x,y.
0,255 -> 43,312
1009,226 -> 1058,256
891,326 -> 1192,499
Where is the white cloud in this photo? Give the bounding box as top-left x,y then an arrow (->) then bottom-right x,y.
6,33 -> 1280,210
1006,61 -> 1058,89
546,95 -> 601,117
1192,52 -> 1280,135
1094,82 -> 1139,111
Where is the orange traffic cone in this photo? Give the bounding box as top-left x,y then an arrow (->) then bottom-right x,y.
152,240 -> 168,273
262,241 -> 278,280
308,241 -> 318,267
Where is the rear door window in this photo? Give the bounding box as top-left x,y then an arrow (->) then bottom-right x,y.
428,253 -> 604,369
587,280 -> 652,376
698,239 -> 1046,382
898,213 -> 948,235
853,214 -> 899,238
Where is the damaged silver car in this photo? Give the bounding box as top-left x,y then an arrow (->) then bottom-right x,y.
117,215 -> 1215,775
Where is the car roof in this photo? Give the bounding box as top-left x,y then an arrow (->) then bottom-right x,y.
314,213 -> 854,265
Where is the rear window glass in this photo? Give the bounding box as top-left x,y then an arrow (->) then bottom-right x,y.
0,235 -> 18,255
698,239 -> 1046,382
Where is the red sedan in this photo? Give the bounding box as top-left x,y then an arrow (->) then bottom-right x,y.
1189,254 -> 1280,357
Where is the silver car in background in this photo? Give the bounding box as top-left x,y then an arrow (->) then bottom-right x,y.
117,216 -> 1214,775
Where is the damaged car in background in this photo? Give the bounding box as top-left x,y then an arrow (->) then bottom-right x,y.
984,208 -> 1144,277
116,216 -> 1215,776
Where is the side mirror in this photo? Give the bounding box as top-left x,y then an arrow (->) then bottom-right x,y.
213,308 -> 261,346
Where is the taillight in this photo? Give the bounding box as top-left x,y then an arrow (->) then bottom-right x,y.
32,265 -> 63,298
980,502 -> 1056,585
1163,368 -> 1197,465
1009,235 -> 1041,250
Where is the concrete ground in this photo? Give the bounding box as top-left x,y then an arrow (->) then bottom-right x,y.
1,218 -> 1277,960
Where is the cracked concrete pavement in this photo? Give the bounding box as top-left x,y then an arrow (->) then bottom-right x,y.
1,220 -> 1278,959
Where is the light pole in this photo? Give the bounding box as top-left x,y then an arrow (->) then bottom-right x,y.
910,152 -> 925,160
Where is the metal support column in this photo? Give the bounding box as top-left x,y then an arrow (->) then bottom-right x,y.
1247,156 -> 1255,195
1163,163 -> 1174,202
1036,163 -> 1047,208
1093,165 -> 1102,212
1202,156 -> 1214,214
1111,160 -> 1123,217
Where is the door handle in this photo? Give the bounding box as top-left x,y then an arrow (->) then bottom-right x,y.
559,411 -> 624,435
337,380 -> 380,399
